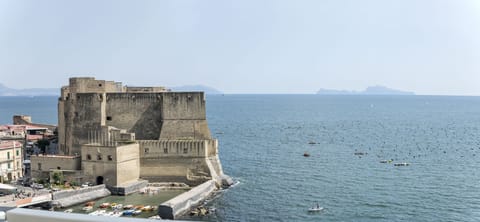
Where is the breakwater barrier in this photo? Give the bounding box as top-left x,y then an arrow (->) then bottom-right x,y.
51,185 -> 110,208
158,180 -> 216,219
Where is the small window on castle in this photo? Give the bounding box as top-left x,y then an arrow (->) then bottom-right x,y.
87,154 -> 91,160
183,147 -> 188,154
97,155 -> 102,160
144,148 -> 149,153
75,112 -> 79,117
164,148 -> 168,154
108,155 -> 113,161
38,163 -> 42,170
99,84 -> 102,87
57,166 -> 61,170
107,116 -> 112,121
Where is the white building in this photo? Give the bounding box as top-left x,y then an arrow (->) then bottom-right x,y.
0,140 -> 23,182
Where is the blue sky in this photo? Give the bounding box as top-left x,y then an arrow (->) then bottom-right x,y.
1,0 -> 479,95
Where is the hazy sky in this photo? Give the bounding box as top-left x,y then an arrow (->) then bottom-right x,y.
1,0 -> 479,95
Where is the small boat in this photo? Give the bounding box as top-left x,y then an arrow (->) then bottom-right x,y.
148,215 -> 162,220
133,210 -> 142,215
394,162 -> 410,166
106,211 -> 122,217
134,205 -> 144,210
308,206 -> 324,212
82,206 -> 93,211
85,201 -> 95,206
111,211 -> 123,217
354,152 -> 365,155
308,141 -> 316,145
123,204 -> 134,209
142,205 -> 153,211
123,209 -> 135,216
303,152 -> 310,157
64,209 -> 73,213
99,203 -> 111,208
89,210 -> 106,216
112,204 -> 123,210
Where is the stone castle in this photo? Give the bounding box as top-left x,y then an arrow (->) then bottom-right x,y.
31,77 -> 228,192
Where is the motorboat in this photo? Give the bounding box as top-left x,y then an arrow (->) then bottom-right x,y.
99,203 -> 111,208
308,202 -> 324,212
308,206 -> 324,212
123,204 -> 134,209
123,209 -> 135,216
303,152 -> 310,157
394,162 -> 409,166
82,206 -> 93,211
64,209 -> 73,213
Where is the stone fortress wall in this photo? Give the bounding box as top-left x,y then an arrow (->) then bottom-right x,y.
57,77 -> 225,186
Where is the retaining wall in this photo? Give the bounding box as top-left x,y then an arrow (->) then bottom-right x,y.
51,184 -> 110,208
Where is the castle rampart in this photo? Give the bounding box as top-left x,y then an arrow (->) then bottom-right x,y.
53,77 -> 228,187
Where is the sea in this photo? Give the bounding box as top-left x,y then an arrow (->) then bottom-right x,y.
1,95 -> 480,222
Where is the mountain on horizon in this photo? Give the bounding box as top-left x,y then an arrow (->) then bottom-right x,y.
317,85 -> 415,95
0,83 -> 223,96
0,83 -> 59,96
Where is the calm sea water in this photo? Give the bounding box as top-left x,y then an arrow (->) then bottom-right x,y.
2,95 -> 480,222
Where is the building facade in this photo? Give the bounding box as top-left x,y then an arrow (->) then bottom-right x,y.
0,141 -> 23,182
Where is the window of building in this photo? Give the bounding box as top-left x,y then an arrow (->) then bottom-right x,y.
108,155 -> 113,161
97,154 -> 102,160
7,152 -> 10,159
16,150 -> 19,156
87,154 -> 91,160
164,148 -> 168,154
8,163 -> 11,169
57,166 -> 61,170
106,116 -> 112,121
183,147 -> 188,154
144,148 -> 149,153
38,163 -> 41,170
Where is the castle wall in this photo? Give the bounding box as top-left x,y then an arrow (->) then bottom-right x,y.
62,93 -> 104,155
56,77 -> 228,188
30,155 -> 81,179
137,140 -> 217,185
105,93 -> 163,140
159,92 -> 211,140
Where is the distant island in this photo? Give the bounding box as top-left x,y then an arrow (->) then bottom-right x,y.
0,83 -> 59,96
170,85 -> 223,95
317,85 -> 415,95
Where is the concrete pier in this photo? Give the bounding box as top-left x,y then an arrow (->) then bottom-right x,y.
158,180 -> 217,219
51,185 -> 110,208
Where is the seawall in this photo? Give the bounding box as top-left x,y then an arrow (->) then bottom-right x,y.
51,185 -> 111,208
158,180 -> 217,219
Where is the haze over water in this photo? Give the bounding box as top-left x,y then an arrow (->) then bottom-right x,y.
2,95 -> 480,221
